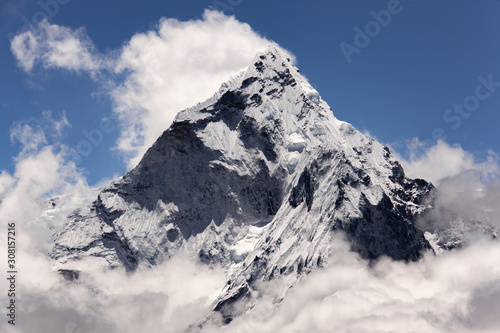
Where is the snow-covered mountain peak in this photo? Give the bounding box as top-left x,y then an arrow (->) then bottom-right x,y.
247,45 -> 323,104
50,46 -> 435,327
172,45 -> 363,182
176,45 -> 335,128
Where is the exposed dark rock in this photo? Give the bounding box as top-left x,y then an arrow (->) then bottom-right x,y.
59,269 -> 80,281
344,193 -> 430,261
289,168 -> 314,211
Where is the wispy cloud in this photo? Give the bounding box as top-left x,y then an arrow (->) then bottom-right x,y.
1,114 -> 90,219
10,20 -> 103,74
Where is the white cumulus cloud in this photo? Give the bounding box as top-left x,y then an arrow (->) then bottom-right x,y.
10,10 -> 282,169
395,139 -> 499,184
110,10 -> 278,168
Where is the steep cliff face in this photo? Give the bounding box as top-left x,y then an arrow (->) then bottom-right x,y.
50,45 -> 434,324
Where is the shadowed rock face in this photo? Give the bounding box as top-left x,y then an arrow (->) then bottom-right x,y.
347,192 -> 429,261
211,146 -> 434,324
289,168 -> 314,211
50,46 -> 435,326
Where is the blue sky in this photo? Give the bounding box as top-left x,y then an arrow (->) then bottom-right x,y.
2,3 -> 500,332
1,0 -> 500,186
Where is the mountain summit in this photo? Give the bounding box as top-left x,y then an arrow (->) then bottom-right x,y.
51,45 -> 434,324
